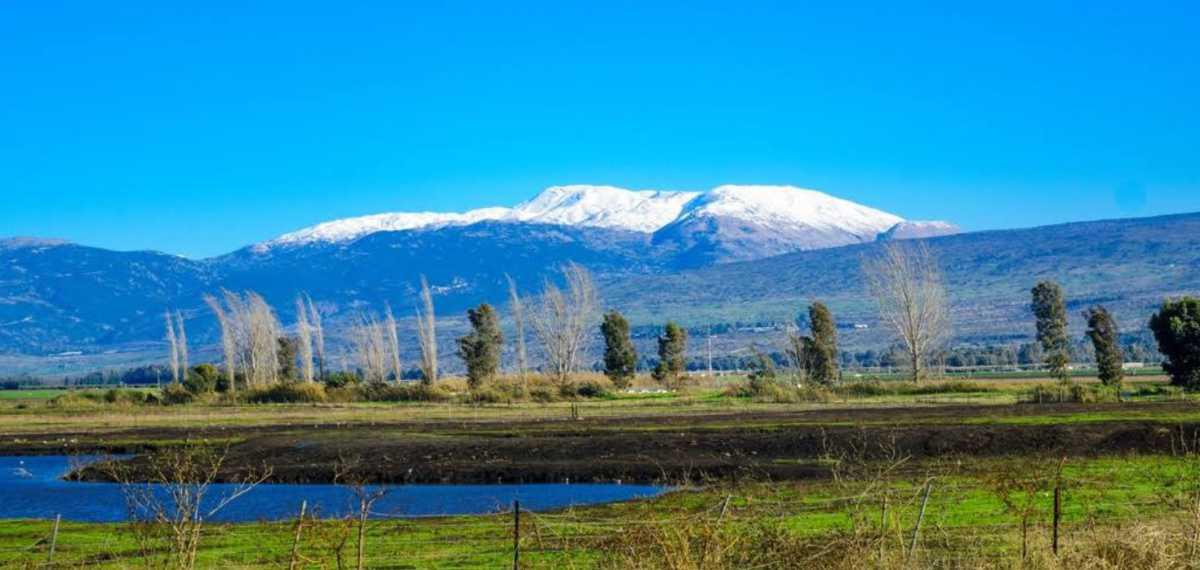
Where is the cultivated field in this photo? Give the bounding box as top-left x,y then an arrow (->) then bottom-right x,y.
1,373 -> 1198,569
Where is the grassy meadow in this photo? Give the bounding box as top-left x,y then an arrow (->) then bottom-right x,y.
0,371 -> 1198,568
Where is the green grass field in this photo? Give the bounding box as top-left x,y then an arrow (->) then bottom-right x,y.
0,373 -> 1198,568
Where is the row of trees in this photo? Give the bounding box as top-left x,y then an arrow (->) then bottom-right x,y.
1028,280 -> 1200,390
162,242 -> 1200,393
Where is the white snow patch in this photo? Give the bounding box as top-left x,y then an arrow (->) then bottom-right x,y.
258,184 -> 913,249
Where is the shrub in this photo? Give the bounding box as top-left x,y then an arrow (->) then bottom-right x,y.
1025,382 -> 1118,404
244,382 -> 327,404
161,384 -> 196,405
48,391 -> 103,409
103,388 -> 151,405
184,364 -> 220,394
575,381 -> 612,399
467,386 -> 506,404
358,382 -> 450,403
529,386 -> 557,403
322,371 -> 360,389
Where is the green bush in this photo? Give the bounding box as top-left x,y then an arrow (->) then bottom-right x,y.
575,381 -> 612,399
102,388 -> 151,405
47,391 -> 103,409
358,382 -> 449,403
468,386 -> 506,404
1025,382 -> 1119,404
529,386 -> 557,403
723,381 -> 832,403
244,382 -> 327,404
161,383 -> 196,405
322,371 -> 360,389
184,364 -> 220,394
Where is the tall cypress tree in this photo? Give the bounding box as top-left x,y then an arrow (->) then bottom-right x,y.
806,302 -> 840,386
652,322 -> 688,390
1083,306 -> 1124,387
1031,281 -> 1071,380
600,311 -> 637,389
456,303 -> 503,390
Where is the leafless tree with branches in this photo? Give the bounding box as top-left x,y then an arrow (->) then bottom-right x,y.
165,310 -> 181,384
506,274 -> 529,385
295,295 -> 315,383
100,442 -> 271,570
415,276 -> 438,385
862,242 -> 950,382
304,294 -> 326,381
204,294 -> 238,393
383,303 -> 402,383
530,262 -> 598,389
350,313 -> 389,384
174,311 -> 189,382
204,289 -> 282,388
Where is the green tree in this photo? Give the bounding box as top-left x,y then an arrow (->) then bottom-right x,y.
805,302 -> 840,386
456,303 -> 504,390
1083,306 -> 1125,387
652,322 -> 688,390
183,363 -> 220,394
277,336 -> 299,381
600,311 -> 637,389
746,345 -> 777,395
1148,297 -> 1200,390
1031,281 -> 1070,380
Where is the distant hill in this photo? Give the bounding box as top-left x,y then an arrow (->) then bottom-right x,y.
603,212 -> 1200,348
0,210 -> 1197,360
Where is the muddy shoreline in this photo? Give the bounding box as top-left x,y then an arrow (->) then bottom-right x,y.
3,402 -> 1197,485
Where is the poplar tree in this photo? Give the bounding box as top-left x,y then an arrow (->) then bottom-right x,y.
1083,306 -> 1124,387
1031,281 -> 1070,380
652,322 -> 688,390
457,303 -> 503,390
600,311 -> 637,389
805,302 -> 840,386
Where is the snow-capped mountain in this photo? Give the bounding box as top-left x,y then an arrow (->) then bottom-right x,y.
505,185 -> 698,232
258,184 -> 951,260
260,185 -> 700,249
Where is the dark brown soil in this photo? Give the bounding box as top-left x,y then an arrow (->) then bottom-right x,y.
8,401 -> 1199,484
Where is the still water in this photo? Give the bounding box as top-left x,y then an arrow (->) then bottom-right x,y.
0,456 -> 667,522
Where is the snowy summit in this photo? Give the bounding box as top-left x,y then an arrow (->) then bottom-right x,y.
259,184 -> 952,251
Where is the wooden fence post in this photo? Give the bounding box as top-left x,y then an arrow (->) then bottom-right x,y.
47,514 -> 61,566
1052,483 -> 1062,555
513,500 -> 521,570
289,500 -> 307,570
906,480 -> 933,563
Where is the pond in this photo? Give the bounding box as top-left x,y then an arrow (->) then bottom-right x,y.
0,456 -> 669,523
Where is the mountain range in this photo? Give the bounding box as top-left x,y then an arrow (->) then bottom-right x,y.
2,184 -> 1196,366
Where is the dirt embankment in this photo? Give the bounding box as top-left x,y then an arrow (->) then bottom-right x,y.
12,401 -> 1200,485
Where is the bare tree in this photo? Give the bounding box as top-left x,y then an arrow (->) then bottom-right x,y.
305,294 -> 326,381
333,456 -> 389,570
246,292 -> 282,386
351,313 -> 388,384
384,304 -> 402,383
415,276 -> 438,385
530,262 -> 598,389
295,295 -> 315,383
101,442 -> 271,570
506,274 -> 529,385
204,290 -> 282,388
165,310 -> 180,384
204,294 -> 238,393
862,242 -> 950,382
175,310 -> 189,383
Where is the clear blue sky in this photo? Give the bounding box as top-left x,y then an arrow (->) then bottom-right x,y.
2,1 -> 1197,257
